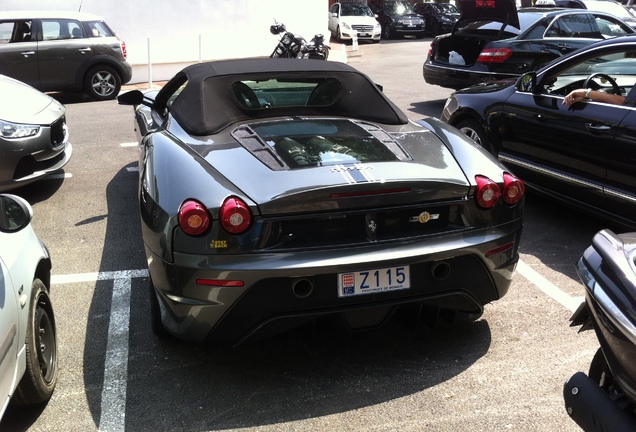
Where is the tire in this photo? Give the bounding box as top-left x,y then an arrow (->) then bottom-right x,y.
13,279 -> 58,406
83,65 -> 122,101
382,24 -> 392,40
149,279 -> 172,339
588,348 -> 613,389
455,118 -> 495,156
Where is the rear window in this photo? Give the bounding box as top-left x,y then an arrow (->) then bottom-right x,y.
245,120 -> 404,169
83,20 -> 114,37
231,78 -> 342,109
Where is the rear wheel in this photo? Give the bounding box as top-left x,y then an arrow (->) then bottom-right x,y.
588,348 -> 613,390
456,118 -> 495,156
84,65 -> 122,101
13,279 -> 58,406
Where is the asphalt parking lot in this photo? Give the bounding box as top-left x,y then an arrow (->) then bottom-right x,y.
0,38 -> 608,432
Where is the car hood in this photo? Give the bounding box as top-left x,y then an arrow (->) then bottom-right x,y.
201,120 -> 470,215
456,0 -> 519,29
0,75 -> 64,123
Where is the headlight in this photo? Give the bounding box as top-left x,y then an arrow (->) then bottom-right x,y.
0,120 -> 40,139
342,22 -> 351,30
397,19 -> 403,25
374,22 -> 381,29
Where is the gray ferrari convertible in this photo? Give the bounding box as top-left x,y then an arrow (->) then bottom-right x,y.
118,58 -> 525,345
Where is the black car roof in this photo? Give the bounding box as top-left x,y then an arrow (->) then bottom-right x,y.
165,58 -> 409,136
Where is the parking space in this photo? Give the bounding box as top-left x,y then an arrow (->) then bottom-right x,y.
0,39 -> 604,431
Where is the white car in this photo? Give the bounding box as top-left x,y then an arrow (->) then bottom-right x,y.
328,2 -> 381,43
0,194 -> 57,420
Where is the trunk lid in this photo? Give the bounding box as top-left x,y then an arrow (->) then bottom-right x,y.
456,0 -> 520,30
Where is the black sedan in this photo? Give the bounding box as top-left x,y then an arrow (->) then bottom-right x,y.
424,2 -> 634,90
118,58 -> 525,345
441,35 -> 636,229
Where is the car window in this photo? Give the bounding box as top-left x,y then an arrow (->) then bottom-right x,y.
83,20 -> 114,38
341,3 -> 374,17
546,15 -> 598,38
0,20 -> 33,43
231,78 -> 342,109
541,51 -> 636,99
42,19 -> 84,41
383,1 -> 415,15
594,15 -> 632,38
330,4 -> 338,13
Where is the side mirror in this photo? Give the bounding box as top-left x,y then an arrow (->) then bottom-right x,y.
518,72 -> 537,93
0,194 -> 33,233
117,89 -> 146,106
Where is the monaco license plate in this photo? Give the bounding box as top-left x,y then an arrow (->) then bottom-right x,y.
338,266 -> 410,297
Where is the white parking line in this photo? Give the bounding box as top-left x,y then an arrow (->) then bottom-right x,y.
120,142 -> 138,148
516,260 -> 584,312
52,270 -> 147,432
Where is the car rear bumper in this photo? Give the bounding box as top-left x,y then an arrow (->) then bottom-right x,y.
148,220 -> 522,344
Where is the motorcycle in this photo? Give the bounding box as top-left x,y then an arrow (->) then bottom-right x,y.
564,229 -> 636,431
269,20 -> 330,61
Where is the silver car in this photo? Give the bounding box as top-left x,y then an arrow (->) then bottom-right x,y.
0,193 -> 57,420
0,74 -> 72,192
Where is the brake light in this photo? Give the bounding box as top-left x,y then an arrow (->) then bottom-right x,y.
502,173 -> 525,205
220,197 -> 252,234
477,48 -> 512,63
120,40 -> 128,59
475,175 -> 501,209
178,200 -> 211,236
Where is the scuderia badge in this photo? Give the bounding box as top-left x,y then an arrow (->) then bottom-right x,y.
409,211 -> 440,224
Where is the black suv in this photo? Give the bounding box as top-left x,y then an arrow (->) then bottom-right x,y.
368,0 -> 426,39
0,11 -> 132,100
413,2 -> 460,36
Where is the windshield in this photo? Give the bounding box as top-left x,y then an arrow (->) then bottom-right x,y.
439,4 -> 459,13
341,3 -> 374,17
384,1 -> 415,15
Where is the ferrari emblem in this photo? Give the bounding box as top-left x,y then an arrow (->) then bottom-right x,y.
409,211 -> 440,224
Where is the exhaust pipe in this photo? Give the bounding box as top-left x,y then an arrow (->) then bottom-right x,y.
291,278 -> 314,298
564,372 -> 636,431
431,260 -> 452,281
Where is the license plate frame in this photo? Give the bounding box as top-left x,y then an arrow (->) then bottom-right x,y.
338,266 -> 410,297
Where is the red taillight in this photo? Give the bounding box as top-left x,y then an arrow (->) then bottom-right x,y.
220,197 -> 252,234
477,47 -> 512,63
178,200 -> 211,236
475,175 -> 501,209
120,40 -> 128,59
502,172 -> 525,205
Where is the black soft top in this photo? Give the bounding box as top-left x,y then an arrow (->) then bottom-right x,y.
164,58 -> 409,136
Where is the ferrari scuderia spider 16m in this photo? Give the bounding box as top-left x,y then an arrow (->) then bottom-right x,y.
118,58 -> 525,345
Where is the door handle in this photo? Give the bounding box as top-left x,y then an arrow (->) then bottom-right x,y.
20,51 -> 35,57
78,48 -> 92,53
585,123 -> 611,132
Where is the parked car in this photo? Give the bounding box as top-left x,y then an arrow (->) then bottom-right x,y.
424,2 -> 634,90
328,2 -> 382,43
554,0 -> 636,29
368,0 -> 426,39
413,2 -> 460,36
0,11 -> 132,100
441,35 -> 636,228
0,193 -> 57,420
0,74 -> 72,192
118,58 -> 525,345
